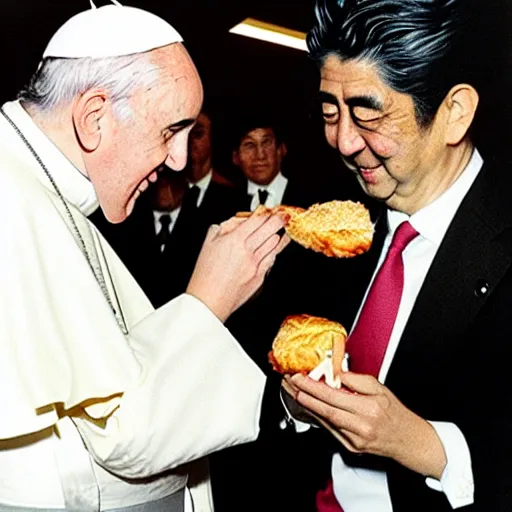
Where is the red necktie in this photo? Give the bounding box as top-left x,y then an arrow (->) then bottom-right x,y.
316,221 -> 418,512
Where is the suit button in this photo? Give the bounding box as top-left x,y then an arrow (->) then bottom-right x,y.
474,279 -> 490,298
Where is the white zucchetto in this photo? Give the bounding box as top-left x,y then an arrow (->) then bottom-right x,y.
42,0 -> 183,59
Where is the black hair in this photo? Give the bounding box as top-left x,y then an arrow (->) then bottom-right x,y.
232,112 -> 285,150
307,0 -> 474,126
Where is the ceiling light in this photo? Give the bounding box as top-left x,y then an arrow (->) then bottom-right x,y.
229,17 -> 307,52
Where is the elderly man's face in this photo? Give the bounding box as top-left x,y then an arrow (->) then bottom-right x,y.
233,128 -> 284,186
320,55 -> 448,214
90,43 -> 203,223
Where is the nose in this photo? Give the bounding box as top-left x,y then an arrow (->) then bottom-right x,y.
256,144 -> 266,160
335,116 -> 366,157
165,132 -> 189,171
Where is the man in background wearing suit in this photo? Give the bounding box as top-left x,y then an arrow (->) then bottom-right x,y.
185,108 -> 244,224
232,115 -> 288,210
282,0 -> 512,511
232,114 -> 327,212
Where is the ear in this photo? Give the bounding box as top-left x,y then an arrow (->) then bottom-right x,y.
232,150 -> 240,167
443,84 -> 479,146
72,89 -> 110,152
277,141 -> 287,160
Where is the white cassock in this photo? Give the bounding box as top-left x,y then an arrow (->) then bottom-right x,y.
0,100 -> 266,511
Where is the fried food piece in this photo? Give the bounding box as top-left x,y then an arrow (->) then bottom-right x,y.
269,314 -> 347,374
237,200 -> 373,257
286,200 -> 373,257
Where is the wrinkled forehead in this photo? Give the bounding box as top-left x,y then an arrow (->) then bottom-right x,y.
320,55 -> 387,92
149,43 -> 203,112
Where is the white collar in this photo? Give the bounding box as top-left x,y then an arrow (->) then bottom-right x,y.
190,169 -> 212,192
153,207 -> 181,226
388,148 -> 483,245
247,172 -> 288,197
0,100 -> 98,216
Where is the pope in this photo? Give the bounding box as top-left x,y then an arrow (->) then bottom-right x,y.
0,2 -> 289,511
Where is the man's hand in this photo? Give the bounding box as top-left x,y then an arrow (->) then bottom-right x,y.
287,372 -> 447,479
186,208 -> 290,322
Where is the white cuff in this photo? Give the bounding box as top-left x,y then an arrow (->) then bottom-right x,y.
425,422 -> 474,509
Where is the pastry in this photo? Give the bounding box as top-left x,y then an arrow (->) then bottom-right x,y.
269,314 -> 347,374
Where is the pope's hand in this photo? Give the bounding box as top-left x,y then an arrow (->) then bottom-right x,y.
186,208 -> 290,322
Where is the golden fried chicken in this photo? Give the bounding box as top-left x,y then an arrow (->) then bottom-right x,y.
269,314 -> 347,375
238,200 -> 373,257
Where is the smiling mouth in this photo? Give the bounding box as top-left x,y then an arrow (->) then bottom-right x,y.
126,169 -> 162,216
358,165 -> 382,184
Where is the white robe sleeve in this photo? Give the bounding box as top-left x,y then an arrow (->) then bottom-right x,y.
0,162 -> 267,480
74,294 -> 266,478
0,174 -> 141,440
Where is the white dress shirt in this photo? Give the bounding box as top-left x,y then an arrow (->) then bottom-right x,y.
332,149 -> 483,511
247,172 -> 288,211
190,169 -> 213,207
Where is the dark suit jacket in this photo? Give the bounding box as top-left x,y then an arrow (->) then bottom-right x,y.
372,156 -> 512,511
297,155 -> 512,512
201,180 -> 247,225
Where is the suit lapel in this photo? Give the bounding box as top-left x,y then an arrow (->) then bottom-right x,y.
386,160 -> 512,386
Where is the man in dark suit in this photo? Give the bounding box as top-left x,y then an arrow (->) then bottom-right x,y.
231,114 -> 334,212
185,108 -> 245,224
280,0 -> 512,511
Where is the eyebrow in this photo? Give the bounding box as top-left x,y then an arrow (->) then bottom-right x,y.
318,91 -> 339,107
318,91 -> 384,111
163,118 -> 196,133
346,95 -> 384,111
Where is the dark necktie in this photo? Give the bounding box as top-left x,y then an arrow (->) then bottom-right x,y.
173,185 -> 200,235
257,188 -> 269,206
316,221 -> 419,512
156,214 -> 171,252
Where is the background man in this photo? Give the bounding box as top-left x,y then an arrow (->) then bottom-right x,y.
232,114 -> 289,210
231,113 -> 332,212
185,107 -> 243,223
